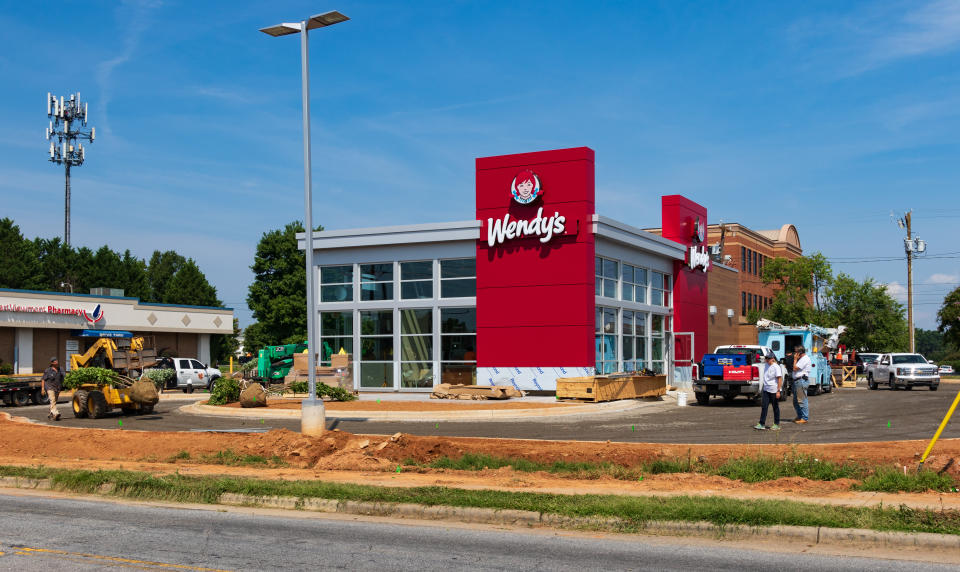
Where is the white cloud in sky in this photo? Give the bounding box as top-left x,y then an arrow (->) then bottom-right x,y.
870,0 -> 960,65
884,281 -> 907,302
928,273 -> 960,284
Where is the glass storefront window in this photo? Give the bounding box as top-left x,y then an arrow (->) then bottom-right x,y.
440,307 -> 476,384
360,310 -> 393,388
320,311 -> 353,364
360,263 -> 393,301
595,306 -> 617,374
400,309 -> 432,388
400,261 -> 432,299
320,265 -> 353,302
621,264 -> 648,303
595,257 -> 618,298
440,259 -> 476,298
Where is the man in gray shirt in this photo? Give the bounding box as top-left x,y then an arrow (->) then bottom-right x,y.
41,357 -> 64,421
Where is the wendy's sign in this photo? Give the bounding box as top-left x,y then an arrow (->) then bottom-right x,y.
476,147 -> 596,376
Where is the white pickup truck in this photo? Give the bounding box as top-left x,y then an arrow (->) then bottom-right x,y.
865,353 -> 940,391
153,357 -> 222,393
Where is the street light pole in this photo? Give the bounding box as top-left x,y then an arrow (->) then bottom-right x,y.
261,10 -> 349,436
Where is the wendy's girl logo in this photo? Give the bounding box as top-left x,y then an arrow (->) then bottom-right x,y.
510,170 -> 542,205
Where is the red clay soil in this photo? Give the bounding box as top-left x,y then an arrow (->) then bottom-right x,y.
3,411 -> 960,501
216,399 -> 575,411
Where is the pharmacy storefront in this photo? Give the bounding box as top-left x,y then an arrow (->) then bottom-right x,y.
301,147 -> 709,392
0,289 -> 234,374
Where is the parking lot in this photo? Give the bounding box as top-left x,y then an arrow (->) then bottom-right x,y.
10,382 -> 960,445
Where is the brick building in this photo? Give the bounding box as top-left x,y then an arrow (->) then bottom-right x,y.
708,223 -> 803,344
646,222 -> 803,348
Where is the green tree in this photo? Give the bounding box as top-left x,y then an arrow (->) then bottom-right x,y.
162,259 -> 220,307
145,250 -> 186,302
915,328 -> 945,359
938,286 -> 960,350
0,218 -> 41,289
759,253 -> 833,324
823,273 -> 908,352
246,221 -> 322,348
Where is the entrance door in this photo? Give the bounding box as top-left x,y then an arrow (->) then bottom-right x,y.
673,332 -> 695,388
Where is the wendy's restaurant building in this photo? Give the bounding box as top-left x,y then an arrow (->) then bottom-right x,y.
299,147 -> 710,392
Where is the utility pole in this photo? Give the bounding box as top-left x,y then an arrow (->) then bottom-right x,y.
46,92 -> 95,246
896,211 -> 926,353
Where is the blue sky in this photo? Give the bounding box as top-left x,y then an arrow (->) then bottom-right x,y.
1,0 -> 958,330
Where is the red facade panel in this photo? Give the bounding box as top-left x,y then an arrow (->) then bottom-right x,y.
660,195 -> 709,363
475,147 -> 596,368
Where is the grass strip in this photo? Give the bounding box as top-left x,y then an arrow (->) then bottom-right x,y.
413,452 -> 955,492
0,465 -> 958,535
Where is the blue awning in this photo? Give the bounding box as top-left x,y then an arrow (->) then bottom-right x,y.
72,330 -> 134,338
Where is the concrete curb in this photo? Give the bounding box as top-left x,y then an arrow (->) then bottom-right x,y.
4,475 -> 955,550
178,398 -> 652,422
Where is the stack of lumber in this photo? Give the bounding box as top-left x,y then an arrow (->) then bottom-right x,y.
431,383 -> 524,400
556,375 -> 667,403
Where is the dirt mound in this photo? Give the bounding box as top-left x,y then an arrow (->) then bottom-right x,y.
920,455 -> 960,477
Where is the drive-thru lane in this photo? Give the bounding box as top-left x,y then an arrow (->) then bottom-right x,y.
9,384 -> 960,444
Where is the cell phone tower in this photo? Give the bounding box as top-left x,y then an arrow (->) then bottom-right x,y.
46,92 -> 95,247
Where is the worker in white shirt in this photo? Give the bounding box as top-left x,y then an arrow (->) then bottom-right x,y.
754,353 -> 782,431
792,345 -> 812,424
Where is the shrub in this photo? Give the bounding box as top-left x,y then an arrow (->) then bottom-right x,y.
64,367 -> 120,390
208,377 -> 241,405
288,380 -> 355,401
0,361 -> 12,375
142,368 -> 175,390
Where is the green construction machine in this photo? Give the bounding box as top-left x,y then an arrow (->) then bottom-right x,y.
256,341 -> 344,382
256,342 -> 307,382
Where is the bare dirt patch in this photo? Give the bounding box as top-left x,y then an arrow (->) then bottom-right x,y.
215,399 -> 575,411
3,411 -> 960,508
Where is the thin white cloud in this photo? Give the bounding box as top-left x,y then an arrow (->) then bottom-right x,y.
928,273 -> 960,284
870,0 -> 960,64
787,0 -> 960,76
95,1 -> 161,135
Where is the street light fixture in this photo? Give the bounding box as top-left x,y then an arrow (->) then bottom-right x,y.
261,10 -> 349,436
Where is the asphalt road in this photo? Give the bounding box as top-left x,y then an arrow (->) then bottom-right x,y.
10,383 -> 960,444
0,491 -> 953,571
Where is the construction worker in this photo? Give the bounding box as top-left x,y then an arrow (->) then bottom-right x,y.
792,346 -> 812,424
754,353 -> 782,431
41,357 -> 63,421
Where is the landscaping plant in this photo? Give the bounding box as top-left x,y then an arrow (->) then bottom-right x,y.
288,380 -> 356,401
142,368 -> 175,390
63,367 -> 120,390
208,377 -> 241,405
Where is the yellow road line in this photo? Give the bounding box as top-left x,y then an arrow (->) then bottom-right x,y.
10,546 -> 231,571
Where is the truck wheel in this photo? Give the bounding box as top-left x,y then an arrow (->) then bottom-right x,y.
889,375 -> 897,390
140,404 -> 154,415
905,384 -> 913,390
87,390 -> 108,419
207,376 -> 220,392
72,390 -> 90,418
31,389 -> 50,405
931,384 -> 939,391
11,391 -> 30,407
867,374 -> 877,390
184,385 -> 194,394
695,393 -> 710,405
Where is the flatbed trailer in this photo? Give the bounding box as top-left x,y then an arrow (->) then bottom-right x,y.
0,375 -> 49,407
